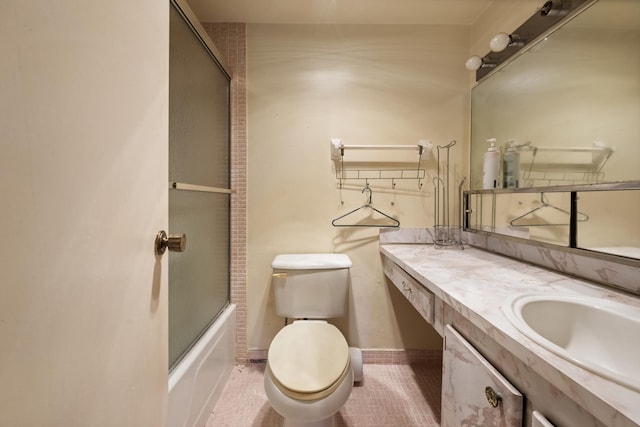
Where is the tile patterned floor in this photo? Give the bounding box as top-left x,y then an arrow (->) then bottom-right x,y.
206,362 -> 442,426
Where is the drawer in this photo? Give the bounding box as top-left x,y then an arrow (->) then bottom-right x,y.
382,257 -> 435,325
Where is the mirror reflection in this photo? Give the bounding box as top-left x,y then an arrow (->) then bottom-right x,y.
465,187 -> 640,260
577,190 -> 640,258
466,192 -> 571,246
469,0 -> 640,191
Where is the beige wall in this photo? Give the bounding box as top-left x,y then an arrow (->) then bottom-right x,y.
246,24 -> 470,352
216,1 -> 556,357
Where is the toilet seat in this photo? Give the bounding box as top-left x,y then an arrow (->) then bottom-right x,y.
268,321 -> 350,401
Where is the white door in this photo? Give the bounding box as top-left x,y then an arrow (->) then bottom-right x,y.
0,2 -> 169,426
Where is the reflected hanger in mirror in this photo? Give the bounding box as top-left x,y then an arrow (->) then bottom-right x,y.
332,184 -> 400,228
509,192 -> 589,227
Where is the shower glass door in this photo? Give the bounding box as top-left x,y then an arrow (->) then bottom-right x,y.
169,2 -> 231,370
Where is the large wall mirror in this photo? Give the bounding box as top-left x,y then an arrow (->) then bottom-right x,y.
466,0 -> 640,261
470,0 -> 639,190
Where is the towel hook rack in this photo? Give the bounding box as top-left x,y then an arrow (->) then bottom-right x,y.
331,139 -> 430,190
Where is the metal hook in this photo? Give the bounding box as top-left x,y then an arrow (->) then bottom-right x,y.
540,192 -> 549,204
362,183 -> 373,204
438,140 -> 457,149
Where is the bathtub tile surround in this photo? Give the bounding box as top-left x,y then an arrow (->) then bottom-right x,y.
203,23 -> 249,364
380,242 -> 640,426
206,362 -> 442,426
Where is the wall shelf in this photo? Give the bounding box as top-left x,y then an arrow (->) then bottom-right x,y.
330,138 -> 430,189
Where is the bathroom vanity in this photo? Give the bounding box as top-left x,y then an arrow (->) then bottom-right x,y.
380,242 -> 640,427
380,1 -> 640,424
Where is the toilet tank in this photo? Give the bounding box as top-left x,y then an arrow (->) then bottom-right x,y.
271,254 -> 352,319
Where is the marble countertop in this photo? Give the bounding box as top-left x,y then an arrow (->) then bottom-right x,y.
380,243 -> 640,427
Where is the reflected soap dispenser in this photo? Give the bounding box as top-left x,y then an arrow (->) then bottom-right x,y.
502,140 -> 520,188
482,138 -> 500,189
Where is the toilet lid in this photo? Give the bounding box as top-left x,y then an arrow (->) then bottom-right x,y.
268,321 -> 349,394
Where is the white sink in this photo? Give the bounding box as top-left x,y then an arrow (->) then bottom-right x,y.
502,293 -> 640,392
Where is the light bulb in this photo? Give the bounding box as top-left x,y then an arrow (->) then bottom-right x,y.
489,32 -> 511,52
465,55 -> 483,71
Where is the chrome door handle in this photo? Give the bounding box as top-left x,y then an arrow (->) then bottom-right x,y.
155,230 -> 187,255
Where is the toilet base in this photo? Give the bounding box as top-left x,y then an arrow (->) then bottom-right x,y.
283,415 -> 335,427
264,362 -> 353,427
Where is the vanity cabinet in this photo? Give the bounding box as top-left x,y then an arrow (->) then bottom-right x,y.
532,411 -> 556,427
381,252 -> 614,427
442,325 -> 524,427
382,256 -> 436,327
445,304 -> 611,427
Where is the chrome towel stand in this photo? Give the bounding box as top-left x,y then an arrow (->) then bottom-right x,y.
433,140 -> 464,248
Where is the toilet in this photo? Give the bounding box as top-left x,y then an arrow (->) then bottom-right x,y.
264,254 -> 363,427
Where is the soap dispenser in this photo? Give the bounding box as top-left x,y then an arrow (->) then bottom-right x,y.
482,138 -> 500,189
502,140 -> 520,188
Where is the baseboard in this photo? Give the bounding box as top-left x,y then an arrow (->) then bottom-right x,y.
247,348 -> 442,365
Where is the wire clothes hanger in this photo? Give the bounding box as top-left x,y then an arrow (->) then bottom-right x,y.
509,192 -> 589,227
331,183 -> 400,228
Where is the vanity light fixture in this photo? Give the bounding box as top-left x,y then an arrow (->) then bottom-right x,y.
464,55 -> 496,72
540,0 -> 566,17
466,0 -> 585,79
489,32 -> 526,53
466,32 -> 525,71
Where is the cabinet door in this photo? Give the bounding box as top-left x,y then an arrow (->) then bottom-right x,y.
532,410 -> 555,427
442,325 -> 524,427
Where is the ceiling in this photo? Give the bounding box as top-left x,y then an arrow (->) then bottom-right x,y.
185,0 -> 495,25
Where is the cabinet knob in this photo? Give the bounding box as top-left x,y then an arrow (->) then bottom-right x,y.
485,386 -> 501,408
155,230 -> 187,255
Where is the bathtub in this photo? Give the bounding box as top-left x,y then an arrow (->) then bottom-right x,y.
168,304 -> 236,427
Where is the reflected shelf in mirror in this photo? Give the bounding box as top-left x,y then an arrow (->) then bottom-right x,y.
470,0 -> 639,191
